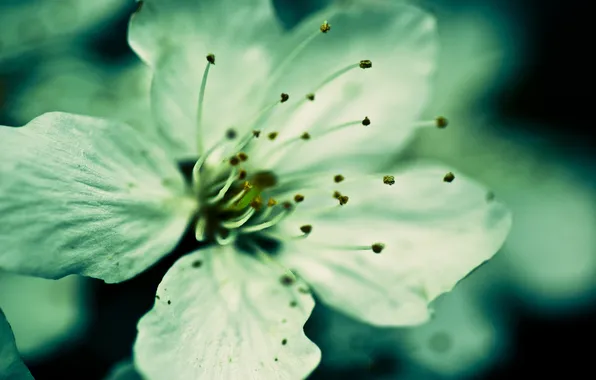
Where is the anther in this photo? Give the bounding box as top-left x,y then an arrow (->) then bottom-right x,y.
226,128 -> 237,139
294,194 -> 305,203
268,132 -> 278,140
206,53 -> 215,65
359,60 -> 372,69
282,201 -> 293,210
238,170 -> 247,180
237,152 -> 249,162
334,175 -> 344,183
250,196 -> 263,210
243,181 -> 253,190
300,132 -> 311,140
300,225 -> 313,234
229,156 -> 240,166
371,243 -> 385,254
436,116 -> 448,128
362,117 -> 371,126
306,93 -> 315,101
252,130 -> 261,138
333,191 -> 342,199
280,93 -> 289,103
280,274 -> 295,286
268,198 -> 278,207
338,195 -> 349,205
383,175 -> 395,185
443,172 -> 455,183
320,21 -> 331,33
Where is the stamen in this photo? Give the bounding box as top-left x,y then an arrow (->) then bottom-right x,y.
268,132 -> 279,140
240,208 -> 291,233
206,168 -> 238,205
383,175 -> 395,185
443,172 -> 455,183
338,195 -> 349,205
220,207 -> 256,229
359,59 -> 372,69
250,195 -> 264,210
194,217 -> 208,242
215,229 -> 236,245
280,93 -> 290,103
282,62 -> 366,120
232,96 -> 289,153
294,194 -> 305,203
238,170 -> 247,180
300,225 -> 313,234
223,185 -> 251,209
237,152 -> 249,162
229,156 -> 240,166
371,243 -> 385,254
413,116 -> 449,128
320,20 -> 331,33
265,19 -> 334,93
268,198 -> 278,207
196,55 -> 214,154
300,132 -> 311,140
334,174 -> 345,183
362,117 -> 371,126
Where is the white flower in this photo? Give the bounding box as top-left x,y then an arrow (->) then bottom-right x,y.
1,308 -> 33,379
0,0 -> 511,378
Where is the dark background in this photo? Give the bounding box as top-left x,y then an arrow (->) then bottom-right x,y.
1,0 -> 595,378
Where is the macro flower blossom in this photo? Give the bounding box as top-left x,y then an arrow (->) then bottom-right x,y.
0,0 -> 511,378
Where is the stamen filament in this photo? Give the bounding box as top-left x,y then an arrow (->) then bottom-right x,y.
266,30 -> 322,94
195,217 -> 208,242
196,60 -> 212,154
215,229 -> 236,245
283,63 -> 361,119
220,207 -> 256,229
240,209 -> 290,233
222,187 -> 250,209
206,168 -> 238,205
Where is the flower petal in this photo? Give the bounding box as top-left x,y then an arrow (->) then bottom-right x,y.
128,0 -> 283,158
134,246 -> 320,379
0,113 -> 196,283
0,309 -> 33,380
259,1 -> 437,173
276,164 -> 511,326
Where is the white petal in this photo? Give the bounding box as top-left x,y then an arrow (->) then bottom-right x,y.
128,0 -> 283,158
0,309 -> 33,380
276,164 -> 511,326
0,113 -> 196,283
0,273 -> 88,361
134,246 -> 320,379
259,1 -> 437,173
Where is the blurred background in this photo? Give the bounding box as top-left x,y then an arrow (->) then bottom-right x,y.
0,0 -> 594,378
